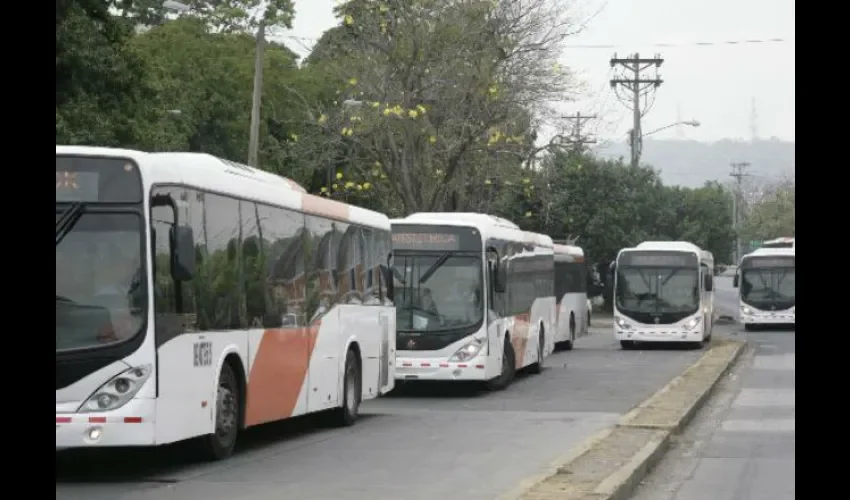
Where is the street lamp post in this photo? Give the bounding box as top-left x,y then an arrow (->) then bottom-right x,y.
628,120 -> 700,166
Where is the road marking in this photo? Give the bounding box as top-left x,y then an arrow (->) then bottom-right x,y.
754,353 -> 794,370
721,418 -> 795,433
731,388 -> 795,407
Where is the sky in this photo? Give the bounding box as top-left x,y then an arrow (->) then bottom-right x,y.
279,0 -> 795,144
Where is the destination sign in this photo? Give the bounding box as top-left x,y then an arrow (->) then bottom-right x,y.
618,251 -> 698,267
56,156 -> 143,203
741,256 -> 795,269
391,224 -> 481,252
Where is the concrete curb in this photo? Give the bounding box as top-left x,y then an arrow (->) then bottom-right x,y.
501,338 -> 747,500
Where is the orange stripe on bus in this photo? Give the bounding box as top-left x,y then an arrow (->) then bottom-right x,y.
512,312 -> 531,368
244,325 -> 319,427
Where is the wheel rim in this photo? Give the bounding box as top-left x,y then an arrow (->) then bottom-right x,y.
345,365 -> 358,416
215,380 -> 237,439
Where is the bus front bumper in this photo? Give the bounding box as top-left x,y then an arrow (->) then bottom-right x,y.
56,398 -> 156,450
740,309 -> 795,325
395,353 -> 489,381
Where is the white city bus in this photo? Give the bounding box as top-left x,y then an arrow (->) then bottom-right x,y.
612,241 -> 715,349
390,213 -> 556,390
553,244 -> 590,350
733,247 -> 795,330
56,146 -> 396,460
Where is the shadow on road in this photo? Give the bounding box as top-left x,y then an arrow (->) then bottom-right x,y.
386,366 -> 541,398
56,412 -> 383,483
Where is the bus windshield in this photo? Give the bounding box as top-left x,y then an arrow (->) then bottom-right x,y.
741,267 -> 795,310
56,210 -> 147,351
616,266 -> 700,315
392,253 -> 483,332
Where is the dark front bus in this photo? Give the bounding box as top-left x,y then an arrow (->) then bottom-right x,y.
615,250 -> 700,324
391,224 -> 485,351
56,154 -> 148,390
738,256 -> 795,310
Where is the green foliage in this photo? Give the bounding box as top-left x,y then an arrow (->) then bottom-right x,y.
740,179 -> 795,242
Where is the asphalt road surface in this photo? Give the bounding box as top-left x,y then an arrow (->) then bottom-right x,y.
714,276 -> 739,320
631,325 -> 795,500
56,324 -> 720,500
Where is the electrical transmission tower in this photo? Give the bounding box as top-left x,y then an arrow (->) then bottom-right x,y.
562,112 -> 597,151
610,53 -> 664,167
750,97 -> 759,142
730,161 -> 751,263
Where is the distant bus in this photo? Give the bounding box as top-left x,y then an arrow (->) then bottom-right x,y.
733,247 -> 795,330
553,244 -> 590,350
390,213 -> 556,390
760,237 -> 795,249
612,241 -> 715,349
56,146 -> 396,460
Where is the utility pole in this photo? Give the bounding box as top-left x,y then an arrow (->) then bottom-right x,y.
610,53 -> 664,167
247,19 -> 266,167
562,112 -> 597,151
730,161 -> 751,263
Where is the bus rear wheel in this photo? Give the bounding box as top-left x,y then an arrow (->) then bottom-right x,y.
334,349 -> 362,427
486,338 -> 516,391
529,330 -> 545,374
563,315 -> 576,351
198,362 -> 241,461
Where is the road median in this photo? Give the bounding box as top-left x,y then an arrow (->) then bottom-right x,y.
501,338 -> 746,500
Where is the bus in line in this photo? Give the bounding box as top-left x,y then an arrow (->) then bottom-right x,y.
611,241 -> 715,350
390,213 -> 556,390
56,146 -> 396,460
733,247 -> 795,330
553,244 -> 590,350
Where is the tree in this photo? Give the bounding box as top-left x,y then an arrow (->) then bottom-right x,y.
57,0 -> 149,145
305,0 -> 579,214
117,0 -> 295,32
740,177 -> 795,243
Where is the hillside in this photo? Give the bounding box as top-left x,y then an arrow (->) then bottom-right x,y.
593,138 -> 795,188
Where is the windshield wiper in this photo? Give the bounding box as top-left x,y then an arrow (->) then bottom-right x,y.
418,252 -> 451,284
56,202 -> 85,246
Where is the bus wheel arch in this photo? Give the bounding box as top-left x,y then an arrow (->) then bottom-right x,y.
223,353 -> 247,431
198,353 -> 244,461
486,331 -> 515,391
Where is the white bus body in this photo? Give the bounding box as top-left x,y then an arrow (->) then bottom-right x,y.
390,213 -> 556,389
56,146 -> 396,460
612,241 -> 715,349
553,244 -> 590,350
733,247 -> 795,329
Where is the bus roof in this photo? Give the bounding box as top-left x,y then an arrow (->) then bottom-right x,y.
623,241 -> 714,265
392,212 -> 553,248
743,247 -> 795,260
761,237 -> 795,248
554,244 -> 585,262
57,146 -> 391,230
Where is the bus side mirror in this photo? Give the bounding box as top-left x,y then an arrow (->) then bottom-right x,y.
704,274 -> 713,292
385,252 -> 395,299
494,263 -> 507,293
732,274 -> 739,288
170,225 -> 196,281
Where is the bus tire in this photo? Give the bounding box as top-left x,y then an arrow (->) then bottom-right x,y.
563,314 -> 576,351
620,340 -> 637,350
529,329 -> 545,374
334,348 -> 362,427
486,338 -> 516,391
198,361 -> 241,461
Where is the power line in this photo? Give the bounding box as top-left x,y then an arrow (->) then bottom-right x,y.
610,53 -> 663,167
561,112 -> 597,151
563,38 -> 790,49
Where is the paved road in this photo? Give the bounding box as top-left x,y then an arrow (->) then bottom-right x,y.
631,326 -> 795,500
56,325 -> 717,500
714,276 -> 738,319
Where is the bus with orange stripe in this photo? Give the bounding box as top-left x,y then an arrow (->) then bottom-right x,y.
390,213 -> 556,390
553,244 -> 590,350
56,146 -> 396,460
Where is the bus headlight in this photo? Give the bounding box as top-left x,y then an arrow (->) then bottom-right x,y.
615,316 -> 632,330
449,338 -> 485,362
682,317 -> 702,331
78,365 -> 152,413
740,305 -> 752,315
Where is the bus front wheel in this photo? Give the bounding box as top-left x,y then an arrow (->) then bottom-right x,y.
198,361 -> 241,461
620,340 -> 637,350
563,315 -> 576,351
334,348 -> 362,427
486,338 -> 516,391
